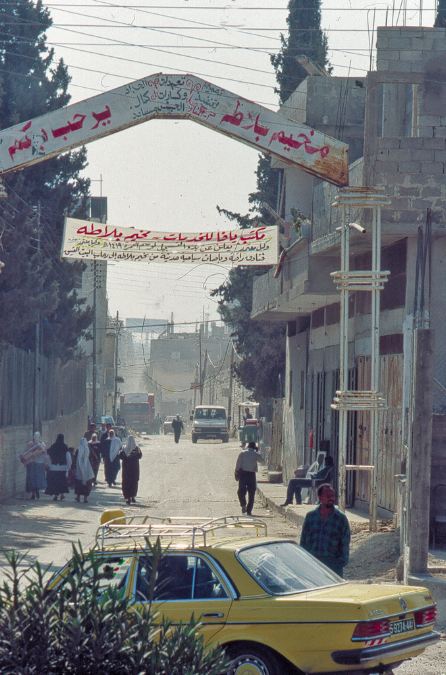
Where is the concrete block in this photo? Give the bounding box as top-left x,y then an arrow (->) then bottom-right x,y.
418,126 -> 434,138
375,160 -> 398,173
434,126 -> 446,138
378,138 -> 400,149
435,150 -> 446,162
389,37 -> 414,49
399,186 -> 420,197
419,114 -> 443,127
400,137 -> 423,149
410,61 -> 428,73
393,148 -> 413,161
411,37 -> 434,50
388,60 -> 412,72
377,59 -> 390,71
399,49 -> 422,62
412,149 -> 435,161
381,50 -> 401,60
412,198 -> 435,209
420,162 -> 444,174
398,161 -> 422,173
433,39 -> 446,51
376,36 -> 389,49
390,196 -> 411,210
423,186 -> 444,198
422,137 -> 446,149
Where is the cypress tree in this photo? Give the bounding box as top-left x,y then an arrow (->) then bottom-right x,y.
0,0 -> 92,359
435,0 -> 446,26
271,0 -> 330,103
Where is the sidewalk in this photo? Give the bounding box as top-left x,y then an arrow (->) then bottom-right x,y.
255,464 -> 370,530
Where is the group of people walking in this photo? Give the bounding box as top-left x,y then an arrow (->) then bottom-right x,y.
21,424 -> 142,505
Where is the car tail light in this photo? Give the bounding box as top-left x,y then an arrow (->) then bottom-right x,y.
414,606 -> 437,627
352,618 -> 391,640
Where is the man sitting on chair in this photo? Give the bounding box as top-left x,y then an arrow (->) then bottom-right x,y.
280,455 -> 334,507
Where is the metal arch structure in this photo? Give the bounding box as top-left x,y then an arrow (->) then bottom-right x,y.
0,73 -> 348,187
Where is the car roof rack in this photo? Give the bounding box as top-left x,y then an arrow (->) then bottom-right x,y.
95,514 -> 267,551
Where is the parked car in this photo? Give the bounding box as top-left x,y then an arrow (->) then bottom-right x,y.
50,513 -> 439,675
163,415 -> 176,434
192,405 -> 229,443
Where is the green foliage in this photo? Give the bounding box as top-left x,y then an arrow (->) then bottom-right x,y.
435,0 -> 446,26
0,0 -> 92,360
211,267 -> 286,401
0,544 -> 229,674
271,0 -> 330,103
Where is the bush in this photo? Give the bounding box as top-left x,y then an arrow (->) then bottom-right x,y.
0,545 -> 229,674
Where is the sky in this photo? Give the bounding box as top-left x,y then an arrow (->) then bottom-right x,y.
44,0 -> 437,326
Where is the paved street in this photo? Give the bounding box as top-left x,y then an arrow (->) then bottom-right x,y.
1,431 -> 445,673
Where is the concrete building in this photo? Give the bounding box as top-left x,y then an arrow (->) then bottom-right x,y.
252,27 -> 446,523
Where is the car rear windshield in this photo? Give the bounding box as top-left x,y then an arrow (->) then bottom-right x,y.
195,408 -> 226,419
238,541 -> 343,595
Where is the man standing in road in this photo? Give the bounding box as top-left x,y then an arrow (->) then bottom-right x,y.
234,441 -> 261,516
171,414 -> 184,444
300,484 -> 350,577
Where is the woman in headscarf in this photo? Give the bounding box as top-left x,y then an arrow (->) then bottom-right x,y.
103,429 -> 121,488
119,435 -> 142,504
45,434 -> 71,501
74,438 -> 95,503
88,433 -> 101,485
20,431 -> 49,499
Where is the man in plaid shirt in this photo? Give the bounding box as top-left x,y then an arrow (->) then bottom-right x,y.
300,483 -> 350,577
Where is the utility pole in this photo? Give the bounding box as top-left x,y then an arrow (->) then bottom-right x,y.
92,261 -> 97,424
199,326 -> 203,405
33,201 -> 41,434
227,341 -> 234,431
113,311 -> 120,420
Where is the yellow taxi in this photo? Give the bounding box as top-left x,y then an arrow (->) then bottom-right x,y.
52,512 -> 439,675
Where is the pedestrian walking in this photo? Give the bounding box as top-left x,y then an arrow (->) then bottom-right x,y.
67,447 -> 77,489
45,434 -> 71,501
84,422 -> 96,442
119,435 -> 142,504
234,441 -> 261,516
102,429 -> 121,487
20,431 -> 49,499
300,484 -> 350,577
171,414 -> 184,443
74,438 -> 95,503
88,433 -> 101,485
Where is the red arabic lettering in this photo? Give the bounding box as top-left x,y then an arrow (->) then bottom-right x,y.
8,135 -> 31,161
217,231 -> 238,242
52,114 -> 86,140
91,105 -> 111,130
76,224 -> 123,239
242,113 -> 270,140
123,230 -> 152,241
220,100 -> 243,127
269,129 -> 330,157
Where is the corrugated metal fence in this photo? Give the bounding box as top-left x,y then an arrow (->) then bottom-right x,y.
0,346 -> 87,428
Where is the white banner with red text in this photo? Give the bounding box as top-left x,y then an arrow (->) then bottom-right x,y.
61,217 -> 278,265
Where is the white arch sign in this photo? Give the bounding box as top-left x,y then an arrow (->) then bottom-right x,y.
0,73 -> 348,186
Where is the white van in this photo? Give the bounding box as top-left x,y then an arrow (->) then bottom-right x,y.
191,405 -> 229,443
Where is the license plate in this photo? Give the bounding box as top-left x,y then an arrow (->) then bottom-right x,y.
390,618 -> 415,635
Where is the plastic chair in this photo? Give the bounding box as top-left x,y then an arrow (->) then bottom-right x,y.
308,466 -> 334,504
432,484 -> 446,549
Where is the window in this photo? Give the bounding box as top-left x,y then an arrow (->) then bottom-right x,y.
135,554 -> 228,602
56,554 -> 133,598
238,542 -> 342,596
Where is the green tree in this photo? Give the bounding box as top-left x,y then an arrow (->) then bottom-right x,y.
0,0 -> 92,360
271,0 -> 330,103
435,0 -> 446,26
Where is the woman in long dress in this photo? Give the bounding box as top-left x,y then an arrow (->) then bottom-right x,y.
119,435 -> 142,504
20,431 -> 48,499
45,434 -> 71,501
74,438 -> 95,503
87,433 -> 101,485
102,429 -> 121,487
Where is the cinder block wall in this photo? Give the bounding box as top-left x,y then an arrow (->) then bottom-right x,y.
0,404 -> 87,500
373,27 -> 446,227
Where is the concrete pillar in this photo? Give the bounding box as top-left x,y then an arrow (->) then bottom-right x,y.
407,328 -> 435,575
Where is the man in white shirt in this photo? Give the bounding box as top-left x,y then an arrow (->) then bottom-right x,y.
234,441 -> 261,516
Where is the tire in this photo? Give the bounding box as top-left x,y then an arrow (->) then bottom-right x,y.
192,433 -> 198,443
226,644 -> 280,675
222,435 -> 229,443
